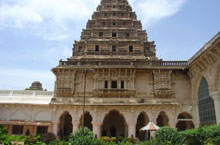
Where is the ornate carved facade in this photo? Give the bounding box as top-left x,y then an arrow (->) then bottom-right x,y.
0,0 -> 220,139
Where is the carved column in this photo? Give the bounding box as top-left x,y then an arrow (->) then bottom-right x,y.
72,121 -> 80,134
192,99 -> 200,127
128,122 -> 136,138
52,122 -> 59,136
212,92 -> 220,124
8,125 -> 13,134
92,122 -> 102,138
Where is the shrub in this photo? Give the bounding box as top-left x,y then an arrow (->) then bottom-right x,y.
0,125 -> 10,145
69,127 -> 95,145
49,140 -> 69,145
40,132 -> 56,145
181,125 -> 220,145
204,136 -> 220,145
24,135 -> 45,145
156,126 -> 184,145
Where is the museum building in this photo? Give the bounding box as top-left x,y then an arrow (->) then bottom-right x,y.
0,0 -> 220,139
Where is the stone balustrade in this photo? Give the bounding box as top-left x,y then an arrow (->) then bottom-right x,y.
0,90 -> 54,97
59,60 -> 188,69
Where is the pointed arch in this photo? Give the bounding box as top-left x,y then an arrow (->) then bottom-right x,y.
79,111 -> 93,131
101,109 -> 127,137
156,111 -> 169,127
136,111 -> 149,141
176,112 -> 194,131
58,111 -> 73,137
198,77 -> 216,125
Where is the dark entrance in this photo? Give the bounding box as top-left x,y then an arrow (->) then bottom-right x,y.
156,111 -> 169,127
59,112 -> 73,137
79,112 -> 93,131
102,110 -> 127,137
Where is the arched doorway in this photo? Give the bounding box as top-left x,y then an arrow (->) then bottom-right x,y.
198,77 -> 216,125
79,112 -> 93,131
176,112 -> 194,131
156,111 -> 169,127
59,112 -> 73,137
136,112 -> 149,141
102,110 -> 127,137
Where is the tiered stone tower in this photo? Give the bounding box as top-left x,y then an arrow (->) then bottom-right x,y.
52,0 -> 162,101
51,0 -> 193,138
72,0 -> 157,59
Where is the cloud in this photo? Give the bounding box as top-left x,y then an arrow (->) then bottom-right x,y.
130,0 -> 186,26
0,68 -> 55,90
0,0 -> 186,40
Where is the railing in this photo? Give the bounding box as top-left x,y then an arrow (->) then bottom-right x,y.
0,90 -> 54,97
75,51 -> 144,56
93,89 -> 136,98
59,60 -> 188,67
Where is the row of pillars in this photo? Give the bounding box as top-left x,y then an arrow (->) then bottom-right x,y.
52,121 -> 137,138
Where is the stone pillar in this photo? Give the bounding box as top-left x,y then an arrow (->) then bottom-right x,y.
72,121 -> 80,134
48,125 -> 52,133
52,122 -> 59,136
128,123 -> 136,138
33,126 -> 37,136
169,115 -> 176,129
192,99 -> 200,127
8,125 -> 13,134
212,92 -> 220,124
92,122 -> 102,138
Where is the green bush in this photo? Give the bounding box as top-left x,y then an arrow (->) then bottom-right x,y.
155,126 -> 184,145
49,140 -> 69,145
24,135 -> 45,145
40,132 -> 56,145
68,127 -> 95,145
204,136 -> 220,145
181,125 -> 220,145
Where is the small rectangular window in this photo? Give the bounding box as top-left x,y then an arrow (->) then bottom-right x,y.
95,45 -> 99,52
37,126 -> 48,135
105,81 -> 108,89
112,22 -> 116,26
112,81 -> 117,89
112,32 -> 117,37
129,46 -> 133,52
125,33 -> 129,38
121,81 -> 124,89
78,46 -> 82,52
112,46 -> 116,52
99,32 -> 103,37
12,125 -> 23,135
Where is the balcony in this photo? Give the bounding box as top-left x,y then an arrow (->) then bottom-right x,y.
93,88 -> 136,98
154,88 -> 174,98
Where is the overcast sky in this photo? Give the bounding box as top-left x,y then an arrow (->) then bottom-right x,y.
0,0 -> 220,90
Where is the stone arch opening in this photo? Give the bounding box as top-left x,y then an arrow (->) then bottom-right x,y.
136,112 -> 149,141
79,111 -> 93,131
101,110 -> 127,137
156,111 -> 169,127
59,112 -> 73,137
198,77 -> 216,125
176,112 -> 194,131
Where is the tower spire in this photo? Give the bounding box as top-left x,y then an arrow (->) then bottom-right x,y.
72,0 -> 157,59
